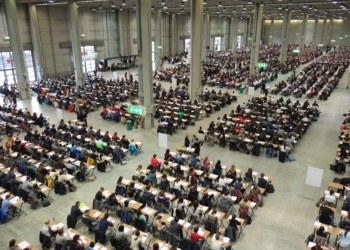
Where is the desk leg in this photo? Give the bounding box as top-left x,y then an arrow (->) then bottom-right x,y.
45,190 -> 52,202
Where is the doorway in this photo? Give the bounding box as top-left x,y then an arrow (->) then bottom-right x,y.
214,37 -> 222,51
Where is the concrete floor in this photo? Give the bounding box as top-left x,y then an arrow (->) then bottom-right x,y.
1,62 -> 349,250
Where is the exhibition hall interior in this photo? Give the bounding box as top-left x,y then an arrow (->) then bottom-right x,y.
0,0 -> 349,250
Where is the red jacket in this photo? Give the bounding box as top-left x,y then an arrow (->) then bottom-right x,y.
150,157 -> 161,167
190,232 -> 205,243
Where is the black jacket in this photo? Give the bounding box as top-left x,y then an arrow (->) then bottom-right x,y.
70,205 -> 82,219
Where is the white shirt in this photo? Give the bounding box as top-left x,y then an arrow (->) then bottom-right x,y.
174,182 -> 182,190
211,238 -> 224,249
324,194 -> 336,204
218,178 -> 226,190
42,225 -> 51,237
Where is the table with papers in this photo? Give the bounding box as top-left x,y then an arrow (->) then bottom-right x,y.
122,223 -> 153,248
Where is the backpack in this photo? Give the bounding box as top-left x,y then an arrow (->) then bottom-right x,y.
266,183 -> 275,193
289,155 -> 296,161
305,233 -> 315,246
247,193 -> 259,203
69,185 -> 77,192
246,215 -> 252,224
315,197 -> 325,207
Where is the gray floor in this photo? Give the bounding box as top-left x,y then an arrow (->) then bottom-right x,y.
1,62 -> 349,250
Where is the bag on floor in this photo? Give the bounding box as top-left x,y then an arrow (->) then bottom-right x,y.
43,201 -> 51,207
289,155 -> 296,161
305,233 -> 315,246
316,197 -> 324,207
69,185 -> 77,192
246,215 -> 252,225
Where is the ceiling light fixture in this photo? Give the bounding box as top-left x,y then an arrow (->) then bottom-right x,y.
99,5 -> 102,10
161,0 -> 166,5
218,2 -> 222,7
260,1 -> 264,6
278,5 -> 282,10
92,6 -> 96,11
119,5 -> 123,10
112,8 -> 115,11
181,1 -> 184,7
243,5 -> 246,10
133,4 -> 136,9
122,0 -> 126,6
111,2 -> 115,8
303,4 -> 307,8
233,8 -> 236,12
203,0 -> 207,4
248,1 -> 253,4
164,4 -> 167,9
223,7 -> 226,11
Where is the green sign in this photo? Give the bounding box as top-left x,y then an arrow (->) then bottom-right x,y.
3,36 -> 9,41
127,105 -> 146,116
81,34 -> 85,37
292,49 -> 300,53
331,40 -> 335,42
318,44 -> 323,47
257,63 -> 267,68
157,46 -> 163,49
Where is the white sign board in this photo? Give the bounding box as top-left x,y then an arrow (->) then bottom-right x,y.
158,133 -> 168,149
56,109 -> 63,120
248,86 -> 255,96
113,72 -> 118,79
305,166 -> 323,188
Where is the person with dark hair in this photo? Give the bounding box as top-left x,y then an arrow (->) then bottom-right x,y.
8,239 -> 16,250
316,226 -> 327,238
96,213 -> 113,244
337,225 -> 350,249
168,216 -> 183,239
69,234 -> 85,250
151,243 -> 159,250
70,201 -> 83,220
112,224 -> 130,243
190,226 -> 205,247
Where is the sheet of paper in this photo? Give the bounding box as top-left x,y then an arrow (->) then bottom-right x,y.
253,171 -> 258,175
325,190 -> 330,195
250,202 -> 256,207
184,222 -> 191,228
167,217 -> 174,222
143,207 -> 150,213
141,236 -> 147,242
51,225 -> 57,231
198,231 -> 204,236
124,227 -> 130,233
324,226 -> 328,231
80,206 -> 89,211
158,243 -> 164,248
94,212 -> 101,217
161,247 -> 168,250
18,241 -> 30,249
93,245 -> 101,250
57,222 -> 64,228
130,200 -> 136,204
178,219 -> 184,225
223,237 -> 230,243
147,210 -> 154,215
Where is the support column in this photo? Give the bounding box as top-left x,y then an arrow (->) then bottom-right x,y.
300,13 -> 309,54
202,14 -> 210,51
269,18 -> 274,45
230,16 -> 238,52
171,14 -> 178,55
320,19 -> 326,45
312,17 -> 319,46
118,10 -> 130,57
202,14 -> 210,59
222,18 -> 228,51
249,4 -> 263,76
280,10 -> 291,63
155,8 -> 162,70
246,18 -> 251,46
29,4 -> 45,80
325,19 -> 333,45
190,0 -> 203,101
136,0 -> 154,129
68,0 -> 83,86
3,0 -> 30,99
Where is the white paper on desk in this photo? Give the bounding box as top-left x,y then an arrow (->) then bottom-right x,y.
161,247 -> 169,250
325,190 -> 330,195
141,236 -> 147,242
94,212 -> 101,217
216,213 -> 221,218
250,202 -> 256,207
51,225 -> 57,231
158,243 -> 164,248
44,166 -> 51,170
18,241 -> 30,249
324,226 -> 328,231
124,227 -> 130,233
147,210 -> 154,215
130,200 -> 136,204
21,176 -> 27,181
57,222 -> 64,228
178,219 -> 184,225
63,232 -> 67,237
10,196 -> 19,204
223,237 -> 230,243
167,216 -> 174,222
198,230 -> 204,236
93,245 -> 101,250
231,196 -> 237,201
314,221 -> 321,227
41,187 -> 47,192
209,174 -> 218,179
143,207 -> 150,213
342,210 -> 348,216
15,173 -> 21,177
336,193 -> 340,197
120,198 -> 126,202
152,191 -> 157,194
80,206 -> 89,211
263,176 -> 268,180
66,174 -> 74,179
